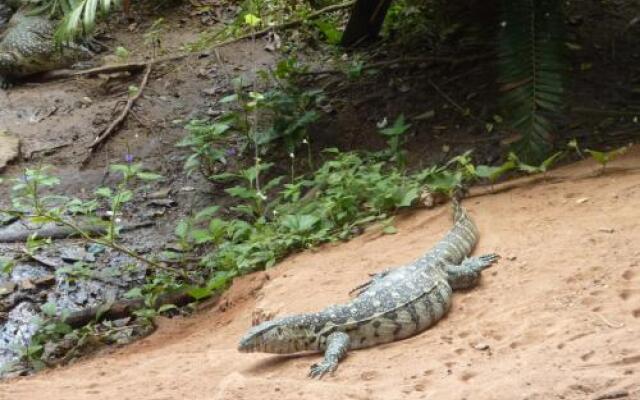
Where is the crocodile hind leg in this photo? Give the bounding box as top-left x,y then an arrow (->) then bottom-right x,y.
309,331 -> 350,378
445,253 -> 500,289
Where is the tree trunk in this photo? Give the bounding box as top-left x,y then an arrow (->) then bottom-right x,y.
341,0 -> 393,46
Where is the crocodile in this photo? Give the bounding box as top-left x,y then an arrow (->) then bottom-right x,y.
0,10 -> 93,88
238,197 -> 499,378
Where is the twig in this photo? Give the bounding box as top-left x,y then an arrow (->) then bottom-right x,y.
571,107 -> 640,117
593,312 -> 625,329
82,63 -> 153,164
300,54 -> 491,77
428,78 -> 489,127
37,62 -> 147,81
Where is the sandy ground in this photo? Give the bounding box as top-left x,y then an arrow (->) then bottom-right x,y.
1,150 -> 639,400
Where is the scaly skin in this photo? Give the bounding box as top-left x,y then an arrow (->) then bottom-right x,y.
0,11 -> 92,88
238,198 -> 500,378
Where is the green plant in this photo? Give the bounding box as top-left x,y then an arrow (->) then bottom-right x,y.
144,18 -> 166,58
0,163 -> 177,276
498,0 -> 566,163
585,146 -> 628,173
377,114 -> 411,169
42,0 -> 122,42
509,150 -> 564,176
475,159 -> 516,187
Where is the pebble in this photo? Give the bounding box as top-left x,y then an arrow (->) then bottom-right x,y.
473,342 -> 490,351
0,282 -> 16,296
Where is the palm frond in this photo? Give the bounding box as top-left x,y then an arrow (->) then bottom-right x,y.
498,0 -> 566,163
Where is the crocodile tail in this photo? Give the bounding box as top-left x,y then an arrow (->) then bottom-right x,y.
451,196 -> 465,222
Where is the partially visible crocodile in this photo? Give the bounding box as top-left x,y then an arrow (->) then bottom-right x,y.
238,197 -> 499,378
0,10 -> 93,88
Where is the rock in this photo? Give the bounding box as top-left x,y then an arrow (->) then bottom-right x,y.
0,130 -> 20,171
33,274 -> 56,287
0,214 -> 18,226
86,243 -> 106,255
0,282 -> 16,297
472,342 -> 490,351
147,187 -> 171,199
148,198 -> 177,208
18,279 -> 36,291
576,197 -> 589,204
60,246 -> 94,263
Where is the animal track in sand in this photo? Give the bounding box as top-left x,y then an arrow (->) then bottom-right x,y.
622,270 -> 635,281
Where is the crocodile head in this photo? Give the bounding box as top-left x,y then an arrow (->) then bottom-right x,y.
238,317 -> 316,354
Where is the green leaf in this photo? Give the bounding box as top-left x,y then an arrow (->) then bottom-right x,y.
124,287 -> 143,299
95,187 -> 112,198
41,302 -> 57,317
244,13 -> 261,27
157,304 -> 177,313
195,206 -> 220,222
383,225 -> 398,234
136,171 -> 163,181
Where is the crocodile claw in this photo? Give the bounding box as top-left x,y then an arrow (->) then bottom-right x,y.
479,253 -> 500,265
308,360 -> 337,379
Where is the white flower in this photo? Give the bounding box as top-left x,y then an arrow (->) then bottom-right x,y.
289,152 -> 295,158
302,138 -> 308,144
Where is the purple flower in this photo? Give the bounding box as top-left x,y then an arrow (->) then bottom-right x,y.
225,148 -> 237,157
124,154 -> 134,163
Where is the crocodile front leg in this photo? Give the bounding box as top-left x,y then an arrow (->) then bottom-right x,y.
309,331 -> 350,378
445,253 -> 500,289
0,75 -> 12,89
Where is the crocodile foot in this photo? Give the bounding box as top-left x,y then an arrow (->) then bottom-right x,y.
308,360 -> 337,379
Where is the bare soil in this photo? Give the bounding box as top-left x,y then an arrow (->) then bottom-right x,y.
1,149 -> 638,400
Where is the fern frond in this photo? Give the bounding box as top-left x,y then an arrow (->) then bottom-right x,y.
498,0 -> 566,163
53,0 -> 120,42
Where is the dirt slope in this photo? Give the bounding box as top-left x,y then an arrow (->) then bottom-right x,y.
2,151 -> 640,400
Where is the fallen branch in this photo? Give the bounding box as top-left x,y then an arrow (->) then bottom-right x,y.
82,63 -> 153,164
0,219 -> 154,243
60,290 -> 219,328
37,62 -> 147,81
299,54 -> 492,77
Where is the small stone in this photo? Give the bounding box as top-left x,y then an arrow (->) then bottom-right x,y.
34,274 -> 56,286
0,130 -> 20,172
0,282 -> 16,296
148,198 -> 177,208
473,342 -> 490,351
19,279 -> 36,291
147,187 -> 171,199
60,247 -> 94,263
576,197 -> 589,204
86,243 -> 106,255
598,228 -> 615,233
507,255 -> 517,261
